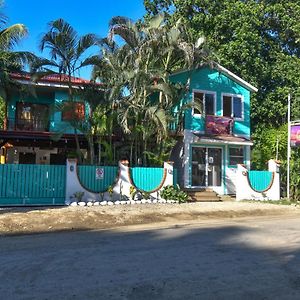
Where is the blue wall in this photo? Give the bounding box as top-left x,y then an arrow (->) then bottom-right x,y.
8,88 -> 88,134
170,67 -> 251,138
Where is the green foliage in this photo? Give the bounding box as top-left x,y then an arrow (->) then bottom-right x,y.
289,149 -> 300,201
72,191 -> 84,202
107,185 -> 113,195
92,13 -> 212,166
141,191 -> 151,200
0,96 -> 4,128
144,137 -> 176,166
251,124 -> 287,170
129,186 -> 137,200
251,124 -> 300,201
144,0 -> 300,128
160,185 -> 188,203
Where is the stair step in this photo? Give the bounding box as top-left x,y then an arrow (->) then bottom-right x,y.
220,195 -> 236,201
188,191 -> 218,197
185,188 -> 221,202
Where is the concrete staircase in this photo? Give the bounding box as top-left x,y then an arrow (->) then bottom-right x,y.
184,188 -> 221,202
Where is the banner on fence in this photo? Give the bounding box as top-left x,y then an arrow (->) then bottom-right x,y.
291,124 -> 300,147
95,168 -> 104,179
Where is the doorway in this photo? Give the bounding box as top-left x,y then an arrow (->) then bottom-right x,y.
191,147 -> 222,187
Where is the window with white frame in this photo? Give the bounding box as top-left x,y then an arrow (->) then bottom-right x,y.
193,91 -> 215,116
229,147 -> 244,166
222,94 -> 243,119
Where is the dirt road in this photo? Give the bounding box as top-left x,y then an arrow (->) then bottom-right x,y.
1,201 -> 299,235
1,215 -> 300,299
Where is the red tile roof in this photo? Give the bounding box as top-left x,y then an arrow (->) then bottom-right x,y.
10,72 -> 94,85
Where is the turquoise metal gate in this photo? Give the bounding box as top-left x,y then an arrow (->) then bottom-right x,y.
0,164 -> 66,206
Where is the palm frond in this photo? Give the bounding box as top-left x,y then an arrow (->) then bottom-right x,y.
0,24 -> 27,50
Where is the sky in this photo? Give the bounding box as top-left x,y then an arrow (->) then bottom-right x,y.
3,0 -> 146,78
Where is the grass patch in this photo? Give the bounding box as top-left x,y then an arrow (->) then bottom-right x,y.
242,199 -> 300,206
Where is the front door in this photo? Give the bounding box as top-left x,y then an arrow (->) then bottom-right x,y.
191,147 -> 222,187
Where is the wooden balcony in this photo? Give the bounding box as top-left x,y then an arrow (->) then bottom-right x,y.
4,118 -> 50,132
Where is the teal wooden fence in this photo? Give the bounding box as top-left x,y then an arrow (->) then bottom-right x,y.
0,164 -> 66,206
131,167 -> 165,192
77,165 -> 118,193
248,171 -> 273,192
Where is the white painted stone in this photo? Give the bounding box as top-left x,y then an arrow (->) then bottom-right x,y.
167,200 -> 172,204
146,199 -> 152,204
87,202 -> 93,206
126,200 -> 131,205
136,200 -> 141,204
152,199 -> 158,204
78,202 -> 86,206
70,202 -> 78,206
94,201 -> 100,206
161,199 -> 167,204
107,201 -> 114,206
120,201 -> 127,205
115,201 -> 121,205
100,201 -> 107,206
141,199 -> 147,204
130,200 -> 136,205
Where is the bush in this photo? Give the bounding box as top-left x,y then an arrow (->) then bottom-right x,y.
160,185 -> 188,203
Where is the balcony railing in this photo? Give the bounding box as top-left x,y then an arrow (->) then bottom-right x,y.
4,118 -> 50,132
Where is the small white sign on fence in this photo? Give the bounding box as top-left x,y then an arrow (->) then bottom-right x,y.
96,168 -> 104,180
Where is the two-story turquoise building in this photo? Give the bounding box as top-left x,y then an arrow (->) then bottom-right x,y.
171,64 -> 258,195
1,73 -> 92,165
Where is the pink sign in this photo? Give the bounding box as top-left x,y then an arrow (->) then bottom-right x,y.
291,124 -> 300,147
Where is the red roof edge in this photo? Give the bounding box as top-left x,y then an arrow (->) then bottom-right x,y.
10,72 -> 101,86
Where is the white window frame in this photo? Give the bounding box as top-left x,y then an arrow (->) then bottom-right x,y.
221,93 -> 244,120
192,89 -> 217,117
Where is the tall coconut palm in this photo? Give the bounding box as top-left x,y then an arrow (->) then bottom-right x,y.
34,18 -> 98,163
0,4 -> 35,129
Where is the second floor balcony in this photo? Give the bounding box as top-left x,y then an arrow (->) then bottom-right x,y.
5,117 -> 50,132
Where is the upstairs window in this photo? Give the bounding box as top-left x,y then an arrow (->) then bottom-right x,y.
62,102 -> 85,121
193,91 -> 216,116
16,102 -> 49,131
222,94 -> 243,119
229,147 -> 244,166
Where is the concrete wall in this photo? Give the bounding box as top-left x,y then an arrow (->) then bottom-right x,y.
236,160 -> 280,201
65,160 -> 175,204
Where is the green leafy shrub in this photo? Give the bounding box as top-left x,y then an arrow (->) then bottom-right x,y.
160,185 -> 188,203
73,191 -> 84,202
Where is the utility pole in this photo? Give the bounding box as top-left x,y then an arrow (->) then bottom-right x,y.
287,94 -> 291,199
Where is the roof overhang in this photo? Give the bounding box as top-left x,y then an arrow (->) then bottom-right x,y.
171,63 -> 258,93
215,64 -> 258,93
193,133 -> 253,146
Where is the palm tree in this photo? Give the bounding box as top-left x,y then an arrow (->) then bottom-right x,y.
33,18 -> 98,163
0,4 -> 34,129
93,14 -> 212,165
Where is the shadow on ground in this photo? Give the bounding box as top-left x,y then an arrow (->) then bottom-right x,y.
1,219 -> 300,299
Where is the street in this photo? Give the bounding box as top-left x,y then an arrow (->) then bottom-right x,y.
1,216 -> 300,299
